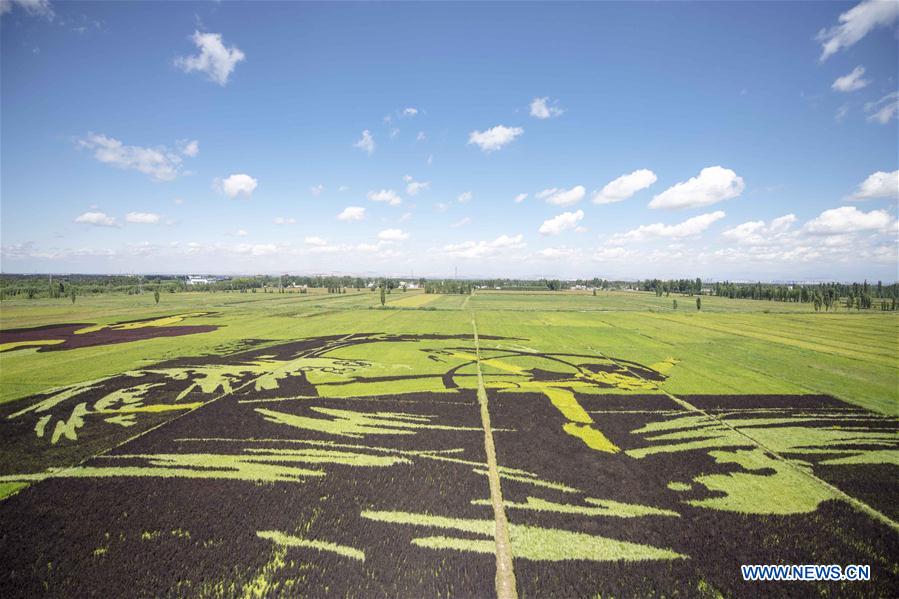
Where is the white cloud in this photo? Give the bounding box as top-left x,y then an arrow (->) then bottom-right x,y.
125,212 -> 161,224
539,210 -> 584,235
178,139 -> 200,157
404,175 -> 430,196
451,217 -> 471,228
74,211 -> 117,227
367,189 -> 402,206
442,234 -> 525,259
416,131 -> 427,142
722,214 -> 796,245
175,30 -> 245,85
402,107 -> 419,117
835,103 -> 850,122
612,210 -> 726,243
273,216 -> 296,225
389,128 -> 400,140
0,0 -> 54,19
817,0 -> 899,61
537,185 -> 586,206
77,133 -> 191,182
832,66 -> 870,92
235,229 -> 248,237
535,247 -> 578,259
305,236 -> 328,246
234,243 -> 278,256
457,191 -> 473,203
338,185 -> 350,192
649,166 -> 744,209
468,125 -> 524,152
354,130 -> 375,155
399,212 -> 412,223
864,92 -> 898,124
337,206 -> 366,221
216,173 -> 258,199
593,169 -> 658,204
804,206 -> 894,234
378,228 -> 409,241
514,193 -> 528,204
310,184 -> 325,196
593,247 -> 635,261
529,97 -> 564,119
851,170 -> 899,200
433,202 -> 448,213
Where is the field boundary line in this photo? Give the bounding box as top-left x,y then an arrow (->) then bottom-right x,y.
470,312 -> 518,599
585,344 -> 899,535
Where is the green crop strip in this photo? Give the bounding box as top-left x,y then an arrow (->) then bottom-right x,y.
472,496 -> 679,518
255,406 -> 481,438
257,530 -> 365,562
360,510 -> 685,562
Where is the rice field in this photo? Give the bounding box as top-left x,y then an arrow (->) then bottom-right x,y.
0,289 -> 896,597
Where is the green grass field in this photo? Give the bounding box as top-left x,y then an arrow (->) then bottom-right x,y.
0,289 -> 896,597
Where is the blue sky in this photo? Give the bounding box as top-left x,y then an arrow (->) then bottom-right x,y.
1,0 -> 897,280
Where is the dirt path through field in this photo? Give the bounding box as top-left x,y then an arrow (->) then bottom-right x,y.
470,312 -> 518,599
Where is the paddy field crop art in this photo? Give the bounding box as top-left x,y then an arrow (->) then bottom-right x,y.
0,290 -> 896,597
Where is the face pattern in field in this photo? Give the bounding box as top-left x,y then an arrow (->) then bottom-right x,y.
0,332 -> 897,597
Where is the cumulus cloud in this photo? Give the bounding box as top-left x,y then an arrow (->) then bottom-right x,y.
75,211 -> 117,227
649,166 -> 744,209
851,170 -> 899,200
337,206 -> 366,221
404,175 -> 430,196
514,193 -> 528,204
367,189 -> 402,206
593,247 -> 635,261
612,210 -> 726,243
416,131 -> 427,142
529,97 -> 564,119
0,0 -> 54,19
273,216 -> 296,225
832,66 -> 870,92
215,173 -> 258,199
310,184 -> 325,196
468,125 -> 524,152
175,31 -> 245,85
305,236 -> 328,246
539,210 -> 584,235
457,191 -> 473,203
804,206 -> 894,234
537,185 -> 586,206
722,214 -> 796,244
442,234 -> 525,259
593,169 -> 657,204
354,130 -> 375,155
864,92 -> 898,124
77,133 -> 192,182
178,139 -> 200,157
125,212 -> 161,224
378,228 -> 409,241
451,217 -> 471,228
402,107 -> 419,117
235,229 -> 248,237
535,247 -> 578,259
817,0 -> 899,61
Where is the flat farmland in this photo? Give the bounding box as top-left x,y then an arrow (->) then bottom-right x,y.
0,290 -> 897,598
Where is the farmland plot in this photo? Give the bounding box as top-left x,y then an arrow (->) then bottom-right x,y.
0,292 -> 896,597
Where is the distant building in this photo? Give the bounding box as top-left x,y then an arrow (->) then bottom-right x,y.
186,276 -> 210,286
